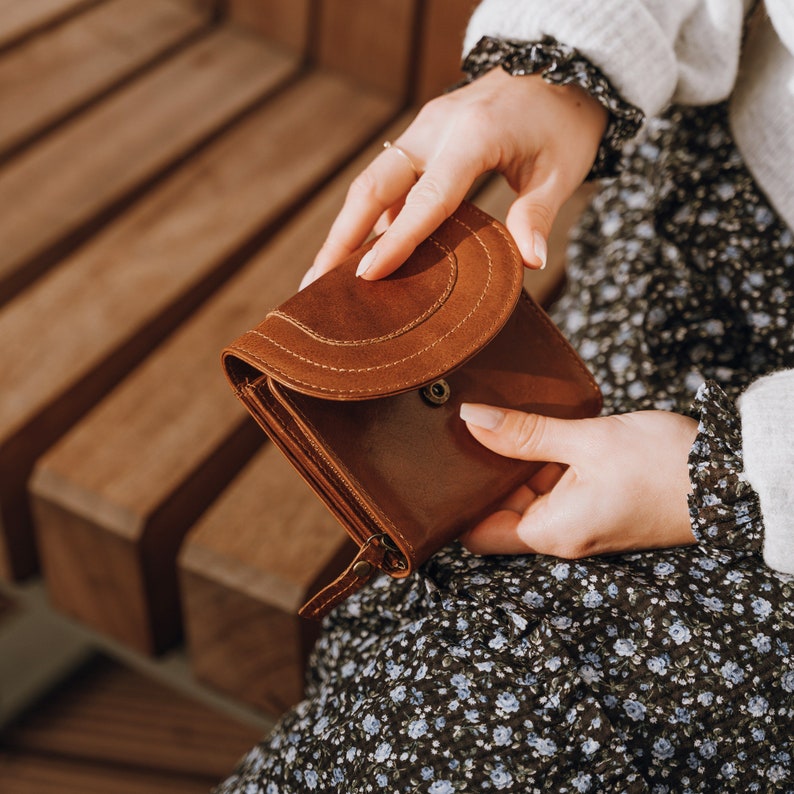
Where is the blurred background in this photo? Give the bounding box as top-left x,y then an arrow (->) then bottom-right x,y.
0,1 -> 582,790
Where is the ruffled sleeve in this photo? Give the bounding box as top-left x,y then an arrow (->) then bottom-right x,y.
462,0 -> 748,118
459,35 -> 644,179
687,381 -> 763,556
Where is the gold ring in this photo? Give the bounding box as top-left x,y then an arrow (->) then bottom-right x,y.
383,141 -> 421,180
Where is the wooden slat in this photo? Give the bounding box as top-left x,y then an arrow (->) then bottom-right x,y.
0,0 -> 97,51
414,0 -> 474,102
0,26 -> 297,305
2,656 -> 262,779
17,79 -> 393,642
0,755 -> 214,794
315,0 -> 418,97
0,37 -> 309,583
180,445 -> 352,715
0,0 -> 207,157
225,0 -> 311,54
28,93 -> 395,651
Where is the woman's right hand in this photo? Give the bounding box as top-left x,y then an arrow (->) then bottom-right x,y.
302,65 -> 608,287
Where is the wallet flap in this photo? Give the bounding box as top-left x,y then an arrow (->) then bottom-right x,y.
222,202 -> 523,399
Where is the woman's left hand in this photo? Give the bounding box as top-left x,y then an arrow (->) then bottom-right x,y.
459,404 -> 699,557
302,67 -> 607,286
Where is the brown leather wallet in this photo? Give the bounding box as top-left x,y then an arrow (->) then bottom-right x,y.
222,202 -> 601,620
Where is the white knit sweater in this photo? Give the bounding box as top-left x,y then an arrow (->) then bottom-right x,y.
465,0 -> 794,573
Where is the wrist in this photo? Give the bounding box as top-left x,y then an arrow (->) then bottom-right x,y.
461,35 -> 644,178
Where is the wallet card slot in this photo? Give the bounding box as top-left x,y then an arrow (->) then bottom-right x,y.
244,377 -> 410,575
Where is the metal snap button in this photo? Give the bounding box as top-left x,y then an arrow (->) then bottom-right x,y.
420,379 -> 451,406
352,560 -> 373,578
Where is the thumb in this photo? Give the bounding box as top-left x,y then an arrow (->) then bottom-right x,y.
504,175 -> 568,270
459,403 -> 589,465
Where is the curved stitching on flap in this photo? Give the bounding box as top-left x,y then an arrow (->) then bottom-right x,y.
245,214 -> 515,382
267,237 -> 456,346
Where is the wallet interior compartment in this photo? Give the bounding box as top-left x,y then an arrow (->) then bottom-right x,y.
265,368 -> 545,565
241,375 -> 407,571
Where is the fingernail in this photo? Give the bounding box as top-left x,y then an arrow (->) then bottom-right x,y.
460,403 -> 505,431
356,248 -> 377,278
532,231 -> 547,270
299,265 -> 316,291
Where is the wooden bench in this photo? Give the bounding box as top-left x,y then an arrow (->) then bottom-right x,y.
0,654 -> 263,792
0,0 -> 209,160
3,0 -> 584,717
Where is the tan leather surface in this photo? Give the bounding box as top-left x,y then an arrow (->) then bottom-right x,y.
223,201 -> 524,399
297,535 -> 389,621
223,202 -> 602,619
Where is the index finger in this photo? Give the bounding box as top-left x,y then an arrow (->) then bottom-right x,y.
356,146 -> 483,280
310,143 -> 423,280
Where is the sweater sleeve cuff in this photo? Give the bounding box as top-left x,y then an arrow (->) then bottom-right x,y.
687,381 -> 764,557
738,370 -> 794,574
462,0 -> 679,118
460,36 -> 644,179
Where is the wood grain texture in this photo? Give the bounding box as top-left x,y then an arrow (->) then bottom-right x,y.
0,0 -> 97,50
0,26 -> 296,305
2,656 -> 261,779
315,0 -> 418,97
0,31 -> 301,581
24,77 -> 394,644
0,755 -> 214,794
32,499 -> 180,654
0,655 -> 261,792
180,446 -> 353,715
414,0 -> 475,102
225,0 -> 310,54
31,108 -> 400,553
0,0 -> 206,156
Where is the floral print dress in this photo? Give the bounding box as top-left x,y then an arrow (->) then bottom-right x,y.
215,40 -> 794,794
